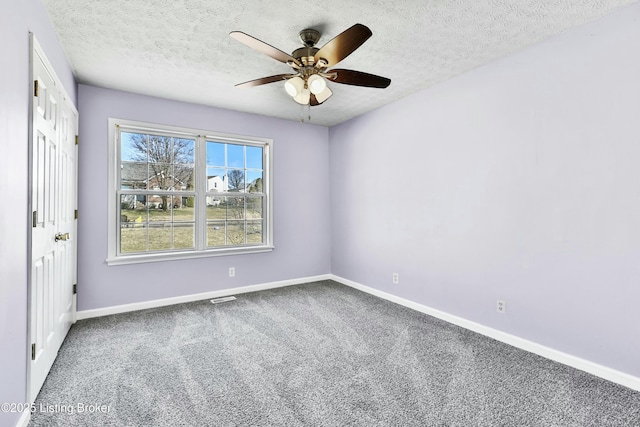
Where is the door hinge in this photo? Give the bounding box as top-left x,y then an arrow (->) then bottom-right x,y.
73,284 -> 77,295
75,135 -> 79,145
34,80 -> 39,97
32,211 -> 37,227
74,209 -> 78,220
31,343 -> 36,360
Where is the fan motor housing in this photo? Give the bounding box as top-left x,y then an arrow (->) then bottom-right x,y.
291,46 -> 319,66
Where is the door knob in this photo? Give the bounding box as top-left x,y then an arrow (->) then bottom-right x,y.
55,232 -> 70,242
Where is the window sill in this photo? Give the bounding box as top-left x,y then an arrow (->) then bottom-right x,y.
106,245 -> 274,266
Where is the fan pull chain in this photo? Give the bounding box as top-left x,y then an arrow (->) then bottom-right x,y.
299,104 -> 311,123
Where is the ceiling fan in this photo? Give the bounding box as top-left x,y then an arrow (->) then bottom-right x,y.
229,24 -> 391,107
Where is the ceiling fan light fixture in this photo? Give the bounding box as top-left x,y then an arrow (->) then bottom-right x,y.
294,87 -> 311,105
307,74 -> 327,95
231,24 -> 391,113
285,76 -> 304,97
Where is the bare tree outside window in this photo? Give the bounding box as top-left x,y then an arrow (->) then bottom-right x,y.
227,170 -> 245,192
127,134 -> 195,211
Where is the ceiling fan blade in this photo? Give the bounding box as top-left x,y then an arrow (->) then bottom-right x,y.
310,94 -> 320,106
235,74 -> 294,88
230,31 -> 300,66
314,24 -> 372,67
330,69 -> 391,88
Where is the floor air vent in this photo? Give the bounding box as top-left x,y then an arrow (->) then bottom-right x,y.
210,296 -> 237,304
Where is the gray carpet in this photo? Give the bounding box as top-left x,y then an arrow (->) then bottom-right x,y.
29,280 -> 640,426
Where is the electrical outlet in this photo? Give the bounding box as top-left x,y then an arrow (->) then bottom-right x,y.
497,300 -> 506,313
229,267 -> 235,277
392,273 -> 399,284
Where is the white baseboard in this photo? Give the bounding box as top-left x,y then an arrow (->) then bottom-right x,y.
330,274 -> 640,393
76,274 -> 331,320
15,410 -> 30,427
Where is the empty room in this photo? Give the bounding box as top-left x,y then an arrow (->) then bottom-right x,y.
1,1 -> 640,426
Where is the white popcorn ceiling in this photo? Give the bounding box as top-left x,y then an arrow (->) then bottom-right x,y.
43,0 -> 637,127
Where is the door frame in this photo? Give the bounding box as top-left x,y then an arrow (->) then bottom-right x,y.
27,33 -> 79,403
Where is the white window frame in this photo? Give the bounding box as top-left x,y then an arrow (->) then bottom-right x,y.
106,118 -> 273,265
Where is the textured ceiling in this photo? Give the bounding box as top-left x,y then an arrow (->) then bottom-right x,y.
43,0 -> 637,127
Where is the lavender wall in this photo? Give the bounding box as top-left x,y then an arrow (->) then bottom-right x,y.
77,85 -> 330,310
329,3 -> 640,378
1,4 -> 637,425
0,1 -> 77,426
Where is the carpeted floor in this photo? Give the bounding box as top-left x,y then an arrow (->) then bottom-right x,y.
29,280 -> 640,426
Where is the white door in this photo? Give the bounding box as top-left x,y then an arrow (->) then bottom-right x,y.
29,36 -> 78,401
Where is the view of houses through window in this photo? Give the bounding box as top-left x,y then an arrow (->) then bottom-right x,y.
115,122 -> 270,259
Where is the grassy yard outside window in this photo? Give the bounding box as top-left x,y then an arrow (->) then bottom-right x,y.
107,119 -> 273,265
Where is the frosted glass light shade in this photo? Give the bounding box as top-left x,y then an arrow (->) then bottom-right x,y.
294,88 -> 311,105
315,86 -> 332,104
307,74 -> 327,95
285,76 -> 304,97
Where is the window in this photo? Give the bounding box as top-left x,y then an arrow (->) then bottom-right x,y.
107,119 -> 272,265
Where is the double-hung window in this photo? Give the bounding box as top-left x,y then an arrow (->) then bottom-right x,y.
107,119 -> 272,265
